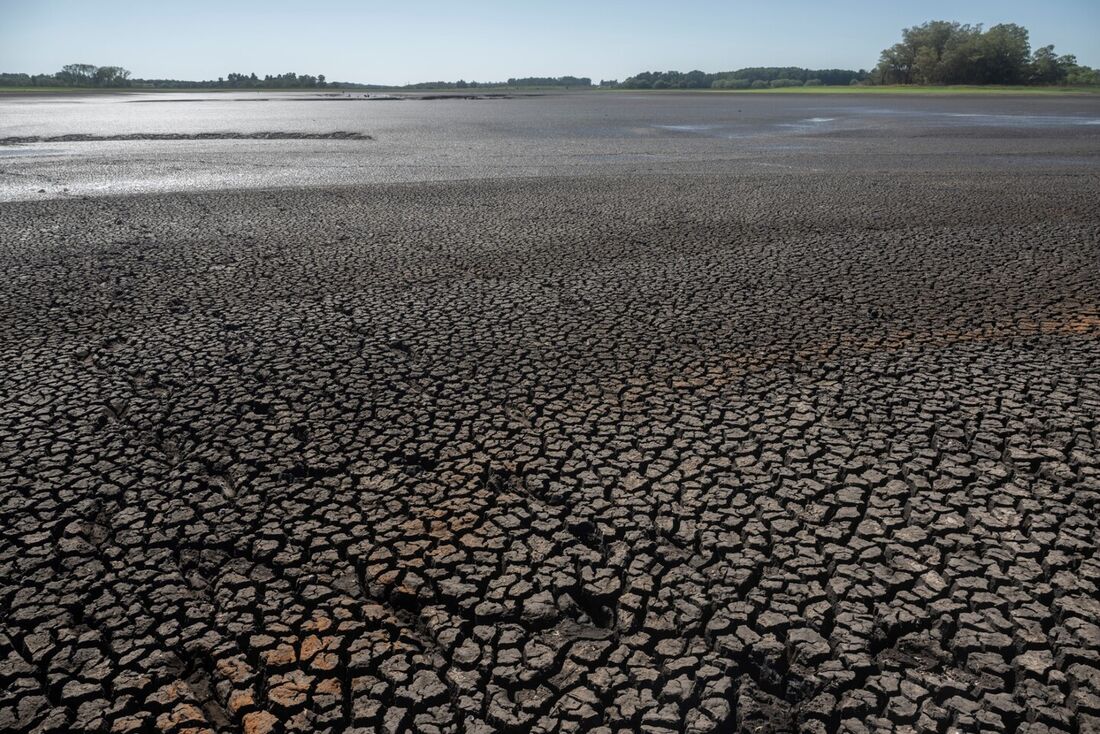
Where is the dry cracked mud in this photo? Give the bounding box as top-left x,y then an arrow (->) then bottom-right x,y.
1,171 -> 1099,734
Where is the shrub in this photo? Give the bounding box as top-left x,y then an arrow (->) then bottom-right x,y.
1066,66 -> 1100,85
804,78 -> 823,86
751,80 -> 769,89
712,78 -> 751,89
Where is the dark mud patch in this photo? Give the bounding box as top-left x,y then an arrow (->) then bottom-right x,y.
412,94 -> 513,101
124,93 -> 519,103
0,131 -> 373,145
301,94 -> 516,101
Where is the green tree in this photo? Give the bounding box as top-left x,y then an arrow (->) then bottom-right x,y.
976,24 -> 1030,83
1029,45 -> 1077,84
94,66 -> 130,86
875,43 -> 914,84
58,63 -> 98,85
907,21 -> 969,83
874,21 -> 1040,85
1065,65 -> 1100,85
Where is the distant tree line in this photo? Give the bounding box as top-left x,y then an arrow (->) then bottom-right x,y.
0,65 -> 592,91
4,24 -> 1097,92
872,21 -> 1099,85
616,67 -> 868,90
607,21 -> 1097,89
400,76 -> 592,90
506,76 -> 591,88
0,64 -> 364,89
2,63 -> 132,87
137,72 -> 338,89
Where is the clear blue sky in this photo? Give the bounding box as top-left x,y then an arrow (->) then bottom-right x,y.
2,0 -> 1098,84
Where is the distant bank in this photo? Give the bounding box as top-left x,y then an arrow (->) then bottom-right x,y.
2,86 -> 1099,97
3,20 -> 1098,94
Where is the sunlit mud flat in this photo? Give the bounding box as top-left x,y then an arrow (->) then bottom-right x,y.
1,91 -> 1100,733
0,91 -> 1098,199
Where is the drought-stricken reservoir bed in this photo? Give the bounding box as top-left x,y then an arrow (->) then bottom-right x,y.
3,169 -> 1100,734
3,91 -> 1100,200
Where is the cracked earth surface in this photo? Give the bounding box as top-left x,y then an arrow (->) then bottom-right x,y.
1,172 -> 1099,733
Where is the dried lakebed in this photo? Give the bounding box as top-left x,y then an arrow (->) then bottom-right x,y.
1,171 -> 1099,733
0,132 -> 374,146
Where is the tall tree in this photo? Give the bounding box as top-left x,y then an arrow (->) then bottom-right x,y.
875,21 -> 1035,85
58,63 -> 98,85
977,23 -> 1031,84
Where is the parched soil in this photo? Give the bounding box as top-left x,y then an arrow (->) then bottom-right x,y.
1,172 -> 1099,733
0,132 -> 373,145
